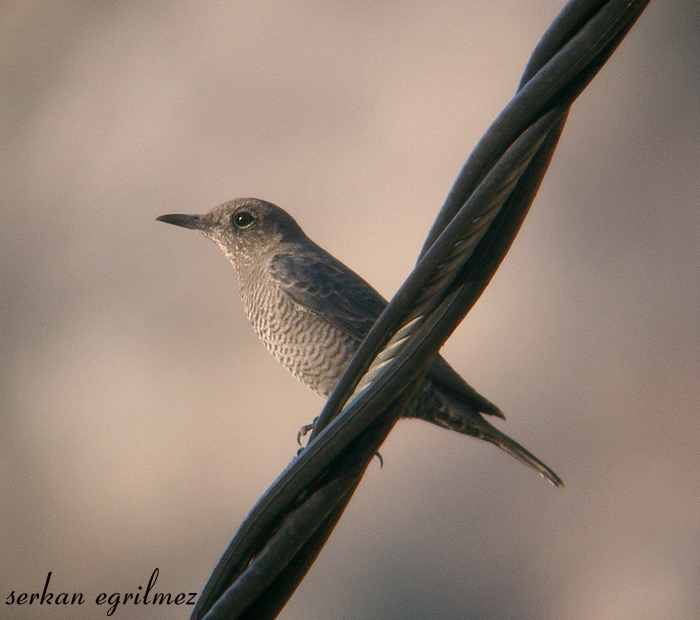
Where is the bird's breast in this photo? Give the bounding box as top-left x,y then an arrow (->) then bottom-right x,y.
239,272 -> 359,397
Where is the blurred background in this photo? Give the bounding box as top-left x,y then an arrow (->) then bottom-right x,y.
1,1 -> 698,618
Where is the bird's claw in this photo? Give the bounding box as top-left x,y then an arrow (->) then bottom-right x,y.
296,416 -> 318,446
296,416 -> 383,467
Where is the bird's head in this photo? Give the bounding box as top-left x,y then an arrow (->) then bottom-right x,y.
157,198 -> 305,270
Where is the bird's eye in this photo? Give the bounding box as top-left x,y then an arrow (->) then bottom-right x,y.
232,210 -> 256,229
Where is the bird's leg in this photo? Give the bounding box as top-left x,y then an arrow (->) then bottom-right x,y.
296,416 -> 318,446
295,416 -> 384,467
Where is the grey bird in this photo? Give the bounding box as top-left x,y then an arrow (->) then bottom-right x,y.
157,198 -> 563,486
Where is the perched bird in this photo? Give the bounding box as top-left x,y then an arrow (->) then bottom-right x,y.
158,198 -> 562,486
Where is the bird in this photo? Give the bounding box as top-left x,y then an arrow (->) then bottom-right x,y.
157,198 -> 563,486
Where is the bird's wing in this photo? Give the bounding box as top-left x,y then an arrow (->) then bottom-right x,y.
427,356 -> 505,418
268,249 -> 387,342
269,247 -> 503,417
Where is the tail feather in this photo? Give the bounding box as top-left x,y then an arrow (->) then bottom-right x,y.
480,422 -> 564,487
410,381 -> 564,487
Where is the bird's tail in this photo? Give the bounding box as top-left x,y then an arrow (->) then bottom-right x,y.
410,383 -> 564,487
477,419 -> 564,487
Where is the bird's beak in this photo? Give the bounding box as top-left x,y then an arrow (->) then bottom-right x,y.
156,213 -> 208,231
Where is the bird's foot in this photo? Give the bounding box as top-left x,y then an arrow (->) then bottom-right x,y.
296,417 -> 383,467
296,416 -> 318,446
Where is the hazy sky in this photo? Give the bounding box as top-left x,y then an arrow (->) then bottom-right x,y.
2,1 -> 699,619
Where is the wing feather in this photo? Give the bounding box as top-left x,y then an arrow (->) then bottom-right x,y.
268,245 -> 503,417
268,249 -> 386,341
